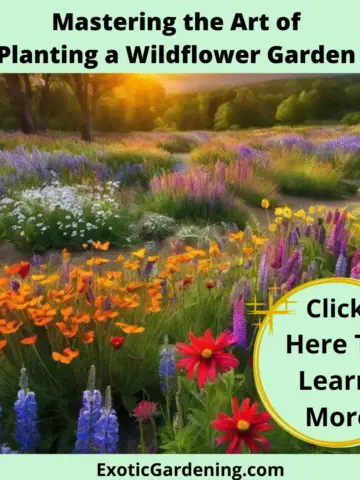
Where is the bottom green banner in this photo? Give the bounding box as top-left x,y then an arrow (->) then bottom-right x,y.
0,454 -> 359,479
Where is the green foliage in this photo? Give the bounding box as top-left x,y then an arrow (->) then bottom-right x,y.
145,193 -> 248,228
157,134 -> 198,153
0,184 -> 137,252
341,112 -> 360,126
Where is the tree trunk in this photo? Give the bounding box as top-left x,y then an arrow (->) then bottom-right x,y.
4,74 -> 37,134
72,74 -> 93,142
80,112 -> 93,142
38,74 -> 51,131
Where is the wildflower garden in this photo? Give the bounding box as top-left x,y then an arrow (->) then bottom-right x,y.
1,126 -> 360,455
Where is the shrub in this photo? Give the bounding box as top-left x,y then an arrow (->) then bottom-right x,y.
341,112 -> 360,126
157,134 -> 198,154
137,213 -> 177,240
0,182 -> 136,252
148,167 -> 248,227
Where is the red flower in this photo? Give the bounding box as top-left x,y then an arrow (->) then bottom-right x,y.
176,329 -> 239,389
110,336 -> 125,349
211,397 -> 273,453
5,261 -> 31,279
133,400 -> 157,423
205,280 -> 217,289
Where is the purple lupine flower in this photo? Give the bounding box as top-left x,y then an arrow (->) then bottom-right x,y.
244,259 -> 252,270
32,254 -> 42,270
335,252 -> 347,277
232,296 -> 247,349
284,248 -> 303,281
93,387 -> 119,454
306,261 -> 317,281
327,224 -> 336,252
229,279 -> 250,306
103,297 -> 111,311
74,366 -> 103,454
288,229 -> 299,246
316,224 -> 326,246
10,280 -> 20,293
258,244 -> 269,295
14,369 -> 40,453
59,263 -> 71,285
351,247 -> 360,270
335,241 -> 348,277
159,341 -> 176,395
268,135 -> 313,153
333,209 -> 340,225
350,263 -> 360,279
325,210 -> 333,224
304,225 -> 312,237
284,273 -> 296,292
271,236 -> 286,271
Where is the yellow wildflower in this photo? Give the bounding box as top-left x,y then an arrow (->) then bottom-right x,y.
283,207 -> 292,219
261,198 -> 270,209
294,209 -> 306,219
269,223 -> 277,232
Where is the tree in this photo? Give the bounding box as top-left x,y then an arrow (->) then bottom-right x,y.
275,94 -> 306,124
214,102 -> 232,130
4,74 -> 37,134
62,74 -> 128,141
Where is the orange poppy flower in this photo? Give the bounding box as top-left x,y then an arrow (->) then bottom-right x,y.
229,231 -> 244,242
146,304 -> 161,313
93,241 -> 110,251
185,246 -> 206,258
20,335 -> 37,345
124,260 -> 140,270
82,331 -> 95,344
0,339 -> 7,350
147,256 -> 159,263
5,261 -> 31,279
86,257 -> 110,266
82,243 -> 89,249
115,322 -> 145,334
28,303 -> 57,326
71,312 -> 91,324
52,347 -> 79,364
217,262 -> 231,272
116,255 -> 124,262
56,322 -> 79,338
209,242 -> 221,257
27,296 -> 44,307
243,247 -> 254,257
94,309 -> 118,322
0,320 -> 23,334
61,306 -> 73,321
126,282 -> 144,293
106,271 -> 122,280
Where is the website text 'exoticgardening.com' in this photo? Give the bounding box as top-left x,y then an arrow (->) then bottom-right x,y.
97,462 -> 285,480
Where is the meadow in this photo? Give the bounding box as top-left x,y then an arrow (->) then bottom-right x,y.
1,125 -> 360,454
